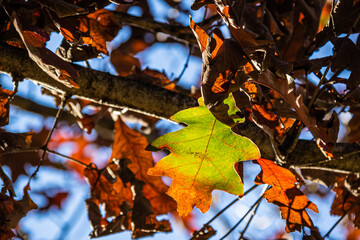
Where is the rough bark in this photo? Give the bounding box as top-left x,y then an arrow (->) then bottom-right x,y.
0,44 -> 198,119
1,44 -> 360,173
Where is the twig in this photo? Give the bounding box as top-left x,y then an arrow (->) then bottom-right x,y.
238,186 -> 266,239
56,193 -> 85,240
172,45 -> 192,84
219,185 -> 268,240
205,185 -> 258,226
323,196 -> 360,238
27,94 -> 70,186
307,62 -> 332,109
46,149 -> 93,168
192,185 -> 259,238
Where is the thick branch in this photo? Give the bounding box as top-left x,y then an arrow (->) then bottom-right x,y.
0,44 -> 198,119
1,44 -> 360,173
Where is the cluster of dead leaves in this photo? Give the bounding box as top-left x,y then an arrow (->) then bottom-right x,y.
0,85 -> 39,238
83,118 -> 176,238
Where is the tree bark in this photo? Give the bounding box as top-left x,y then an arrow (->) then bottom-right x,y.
1,44 -> 360,173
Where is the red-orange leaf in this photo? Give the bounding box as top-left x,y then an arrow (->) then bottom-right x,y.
255,158 -> 318,233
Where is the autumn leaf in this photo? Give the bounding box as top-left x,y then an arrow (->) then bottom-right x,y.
255,158 -> 318,233
0,86 -> 14,127
78,9 -> 121,55
110,118 -> 176,215
83,118 -> 176,238
331,175 -> 360,228
147,96 -> 260,217
6,9 -> 80,88
252,70 -> 337,156
0,184 -> 38,234
110,48 -> 140,77
0,131 -> 33,154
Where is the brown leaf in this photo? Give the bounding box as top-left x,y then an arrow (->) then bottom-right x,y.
110,118 -> 176,215
34,0 -> 88,18
0,128 -> 64,182
252,70 -> 336,157
255,158 -> 318,233
0,86 -> 14,127
331,175 -> 360,228
78,9 -> 121,55
110,49 -> 140,77
0,131 -> 33,154
0,184 -> 38,230
7,10 -> 80,88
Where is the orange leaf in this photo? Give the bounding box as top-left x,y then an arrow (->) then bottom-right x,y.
190,18 -> 224,59
255,158 -> 297,189
189,17 -> 209,52
255,158 -> 318,232
110,118 -> 176,215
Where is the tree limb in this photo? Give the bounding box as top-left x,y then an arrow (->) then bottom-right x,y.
0,44 -> 198,119
111,11 -> 220,47
1,44 -> 360,173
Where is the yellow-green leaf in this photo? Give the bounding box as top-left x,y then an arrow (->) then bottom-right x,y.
147,96 -> 260,216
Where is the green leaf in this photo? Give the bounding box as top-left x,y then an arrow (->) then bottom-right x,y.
147,95 -> 260,216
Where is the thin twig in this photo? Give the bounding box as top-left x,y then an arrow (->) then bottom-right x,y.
238,185 -> 267,239
0,149 -> 40,157
192,185 -> 259,238
46,149 -> 93,168
56,193 -> 85,240
27,94 -> 70,185
323,196 -> 360,238
219,185 -> 268,240
172,44 -> 192,84
307,62 -> 332,109
205,185 -> 259,226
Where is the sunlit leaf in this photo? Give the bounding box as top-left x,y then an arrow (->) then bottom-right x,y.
148,97 -> 260,216
255,158 -> 318,233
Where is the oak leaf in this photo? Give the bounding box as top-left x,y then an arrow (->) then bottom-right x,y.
255,158 -> 318,233
147,97 -> 260,216
78,9 -> 121,55
7,10 -> 80,88
110,118 -> 176,215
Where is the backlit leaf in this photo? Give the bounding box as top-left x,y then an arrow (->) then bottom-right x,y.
78,9 -> 121,55
255,158 -> 318,233
147,97 -> 260,216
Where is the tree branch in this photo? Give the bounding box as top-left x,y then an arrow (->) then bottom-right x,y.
1,44 -> 360,173
111,11 -> 220,47
0,44 -> 198,119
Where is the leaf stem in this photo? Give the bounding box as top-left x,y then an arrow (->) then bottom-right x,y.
307,62 -> 332,109
27,94 -> 70,186
46,149 -> 93,168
